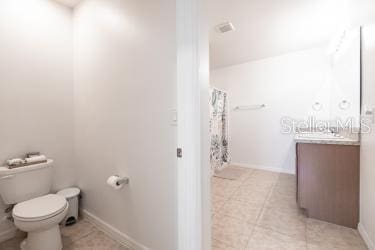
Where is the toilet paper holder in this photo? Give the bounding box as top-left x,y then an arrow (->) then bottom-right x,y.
116,176 -> 129,185
106,175 -> 130,190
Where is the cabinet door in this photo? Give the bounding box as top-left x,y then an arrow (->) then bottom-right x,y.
297,143 -> 359,228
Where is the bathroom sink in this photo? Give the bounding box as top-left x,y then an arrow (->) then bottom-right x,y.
294,132 -> 359,145
295,132 -> 344,140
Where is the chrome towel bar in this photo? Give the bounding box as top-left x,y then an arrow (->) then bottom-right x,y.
233,104 -> 266,110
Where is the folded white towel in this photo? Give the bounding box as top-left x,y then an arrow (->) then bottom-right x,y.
25,155 -> 47,164
6,158 -> 24,166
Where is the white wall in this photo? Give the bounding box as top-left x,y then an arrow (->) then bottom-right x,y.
359,24 -> 375,249
73,1 -> 177,249
211,48 -> 332,173
0,0 -> 74,235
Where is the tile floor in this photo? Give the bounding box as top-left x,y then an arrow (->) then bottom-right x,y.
212,166 -> 368,250
0,167 -> 367,250
0,219 -> 131,250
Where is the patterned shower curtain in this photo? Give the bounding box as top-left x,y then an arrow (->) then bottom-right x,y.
209,88 -> 230,172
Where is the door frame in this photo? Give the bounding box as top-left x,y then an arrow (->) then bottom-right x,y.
176,0 -> 210,249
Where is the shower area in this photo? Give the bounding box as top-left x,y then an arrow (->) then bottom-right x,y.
209,88 -> 230,174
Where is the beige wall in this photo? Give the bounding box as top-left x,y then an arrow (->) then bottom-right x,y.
0,0 -> 75,234
73,0 -> 177,249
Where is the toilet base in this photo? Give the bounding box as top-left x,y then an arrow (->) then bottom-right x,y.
20,225 -> 63,250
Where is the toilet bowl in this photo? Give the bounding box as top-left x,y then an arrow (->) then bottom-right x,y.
12,194 -> 69,250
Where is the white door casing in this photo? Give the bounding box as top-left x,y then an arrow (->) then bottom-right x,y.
176,0 -> 210,249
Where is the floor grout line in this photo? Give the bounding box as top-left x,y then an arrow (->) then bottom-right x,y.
253,173 -> 279,224
242,172 -> 280,249
62,220 -> 97,247
253,174 -> 309,248
211,169 -> 261,249
212,168 -> 314,249
303,199 -> 309,250
213,168 -> 367,250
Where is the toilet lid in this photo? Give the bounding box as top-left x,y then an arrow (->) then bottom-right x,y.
13,194 -> 67,221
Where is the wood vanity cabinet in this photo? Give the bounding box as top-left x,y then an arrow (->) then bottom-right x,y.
296,143 -> 360,229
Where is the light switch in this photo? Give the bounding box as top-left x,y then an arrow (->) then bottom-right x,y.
170,109 -> 177,126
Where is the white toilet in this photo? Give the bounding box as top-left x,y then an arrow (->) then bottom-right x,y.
0,160 -> 69,250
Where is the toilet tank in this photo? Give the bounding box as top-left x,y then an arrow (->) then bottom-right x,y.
0,160 -> 54,204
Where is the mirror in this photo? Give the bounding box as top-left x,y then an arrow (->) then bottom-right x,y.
308,27 -> 361,130
328,28 -> 361,128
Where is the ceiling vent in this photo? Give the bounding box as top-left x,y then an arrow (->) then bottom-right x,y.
215,22 -> 235,33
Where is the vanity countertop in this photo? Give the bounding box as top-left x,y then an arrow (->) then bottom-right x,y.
294,132 -> 360,146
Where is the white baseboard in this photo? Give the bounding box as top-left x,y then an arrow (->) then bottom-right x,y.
0,227 -> 17,243
358,222 -> 375,250
80,209 -> 149,250
231,162 -> 295,175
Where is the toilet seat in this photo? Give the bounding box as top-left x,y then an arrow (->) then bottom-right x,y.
13,194 -> 67,222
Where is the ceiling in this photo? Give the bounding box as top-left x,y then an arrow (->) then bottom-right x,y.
54,0 -> 82,8
208,0 -> 375,69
